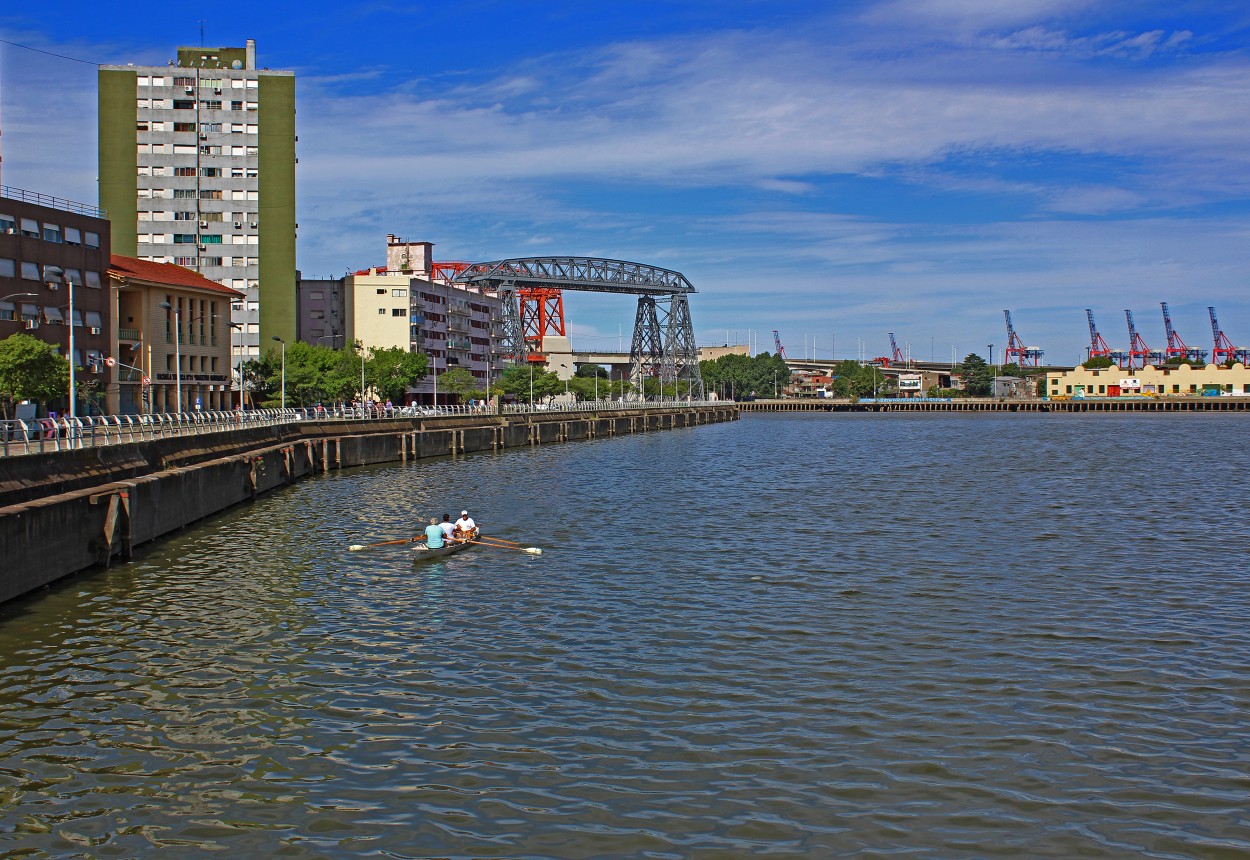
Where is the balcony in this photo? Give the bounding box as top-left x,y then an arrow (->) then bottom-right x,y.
118,327 -> 141,341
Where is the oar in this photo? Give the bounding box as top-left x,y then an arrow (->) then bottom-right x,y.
472,537 -> 543,555
477,535 -> 527,547
348,536 -> 421,551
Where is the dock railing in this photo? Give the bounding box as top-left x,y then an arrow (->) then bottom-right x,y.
0,399 -> 726,457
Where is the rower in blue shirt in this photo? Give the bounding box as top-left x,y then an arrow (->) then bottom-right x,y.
424,517 -> 445,549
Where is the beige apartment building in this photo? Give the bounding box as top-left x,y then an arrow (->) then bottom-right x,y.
343,236 -> 504,404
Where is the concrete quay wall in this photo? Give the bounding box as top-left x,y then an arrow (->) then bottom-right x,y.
739,397 -> 1250,413
0,405 -> 737,605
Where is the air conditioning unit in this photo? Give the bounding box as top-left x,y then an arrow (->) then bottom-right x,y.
233,221 -> 242,228
213,88 -> 222,95
23,320 -> 37,330
249,221 -> 257,228
198,245 -> 207,251
199,220 -> 208,227
184,86 -> 194,94
199,134 -> 208,140
89,327 -> 101,335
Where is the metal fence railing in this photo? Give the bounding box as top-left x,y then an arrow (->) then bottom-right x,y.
0,400 -> 728,458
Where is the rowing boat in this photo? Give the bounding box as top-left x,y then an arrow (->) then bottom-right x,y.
411,532 -> 480,563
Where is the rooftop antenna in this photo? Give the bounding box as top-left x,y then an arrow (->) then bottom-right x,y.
199,20 -> 207,47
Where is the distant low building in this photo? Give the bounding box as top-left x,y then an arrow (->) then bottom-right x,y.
1047,363 -> 1250,398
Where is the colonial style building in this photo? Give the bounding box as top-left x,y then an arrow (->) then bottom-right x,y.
1047,362 -> 1250,398
109,255 -> 245,413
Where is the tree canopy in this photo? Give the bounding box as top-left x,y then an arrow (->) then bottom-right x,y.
436,366 -> 480,402
0,334 -> 71,418
700,351 -> 790,400
495,365 -> 564,403
957,353 -> 992,396
368,346 -> 428,403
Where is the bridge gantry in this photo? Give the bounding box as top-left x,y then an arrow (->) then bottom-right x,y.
451,257 -> 704,399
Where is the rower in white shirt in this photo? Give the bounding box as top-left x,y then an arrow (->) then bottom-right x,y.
454,510 -> 478,540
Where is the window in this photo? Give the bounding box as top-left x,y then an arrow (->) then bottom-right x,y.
174,212 -> 196,220
378,308 -> 386,315
200,190 -> 223,199
65,268 -> 82,286
174,122 -> 196,132
174,234 -> 197,244
85,232 -> 100,248
137,98 -> 150,109
0,258 -> 13,277
175,256 -> 197,266
246,124 -> 258,134
392,289 -> 407,297
309,290 -> 324,300
21,304 -> 37,323
85,311 -> 103,328
201,167 -> 222,177
201,79 -> 222,90
230,123 -> 244,133
151,121 -> 167,132
246,79 -> 258,89
231,100 -> 243,111
392,308 -> 406,317
20,218 -> 38,237
201,100 -> 222,110
85,272 -> 102,289
150,99 -> 169,109
175,167 -> 197,177
202,212 -> 224,222
173,99 -> 195,110
201,235 -> 223,244
137,120 -> 149,131
174,189 -> 196,198
21,262 -> 39,280
64,227 -> 81,244
173,144 -> 197,155
311,310 -> 325,319
173,76 -> 195,87
138,76 -> 151,86
43,306 -> 64,324
0,214 -> 13,234
201,122 -> 222,133
151,77 -> 166,87
245,102 -> 258,111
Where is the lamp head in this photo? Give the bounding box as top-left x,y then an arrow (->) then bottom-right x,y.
271,335 -> 284,343
159,301 -> 172,310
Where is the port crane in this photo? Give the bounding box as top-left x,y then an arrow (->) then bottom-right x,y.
1160,302 -> 1207,363
1209,306 -> 1250,365
772,330 -> 789,360
1085,309 -> 1128,366
889,333 -> 904,364
1003,310 -> 1044,366
1125,309 -> 1163,369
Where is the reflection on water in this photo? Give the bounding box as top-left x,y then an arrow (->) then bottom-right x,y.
1,414 -> 1249,857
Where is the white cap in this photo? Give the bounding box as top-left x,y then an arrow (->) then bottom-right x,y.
461,510 -> 469,516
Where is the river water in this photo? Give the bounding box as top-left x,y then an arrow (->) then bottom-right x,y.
1,413 -> 1248,858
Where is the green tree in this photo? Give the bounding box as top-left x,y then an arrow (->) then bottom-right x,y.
496,365 -> 563,403
1081,356 -> 1115,369
700,351 -> 791,400
368,346 -> 428,404
958,353 -> 992,396
437,366 -> 480,402
574,363 -> 608,379
0,334 -> 71,418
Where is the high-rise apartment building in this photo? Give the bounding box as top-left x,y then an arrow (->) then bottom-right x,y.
98,40 -> 295,366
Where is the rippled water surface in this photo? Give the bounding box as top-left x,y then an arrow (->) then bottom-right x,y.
2,413 -> 1250,858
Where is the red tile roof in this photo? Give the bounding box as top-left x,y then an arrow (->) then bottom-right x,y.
109,254 -> 245,298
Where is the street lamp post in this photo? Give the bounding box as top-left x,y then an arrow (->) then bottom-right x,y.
271,335 -> 285,409
158,301 -> 183,413
43,268 -> 78,423
231,323 -> 245,410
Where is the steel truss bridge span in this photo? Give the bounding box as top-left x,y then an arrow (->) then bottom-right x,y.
452,256 -> 704,400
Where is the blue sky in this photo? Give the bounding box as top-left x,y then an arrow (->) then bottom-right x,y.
3,1 -> 1249,363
